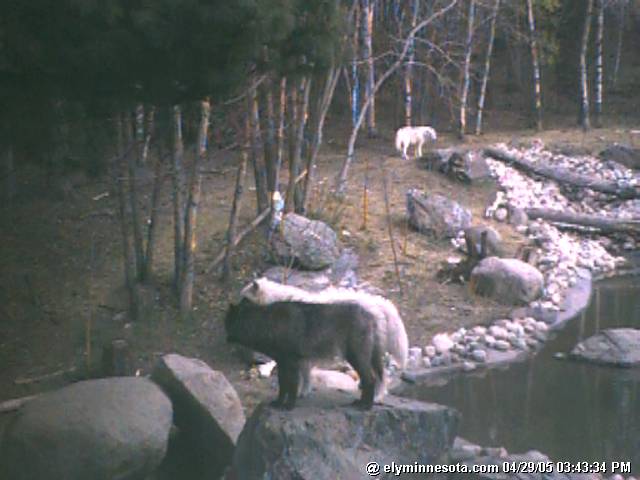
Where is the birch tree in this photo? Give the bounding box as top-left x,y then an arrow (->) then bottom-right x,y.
579,0 -> 594,131
611,1 -> 626,88
363,0 -> 377,136
404,0 -> 420,126
179,99 -> 210,313
525,0 -> 543,131
594,0 -> 604,127
475,0 -> 500,135
459,0 -> 476,139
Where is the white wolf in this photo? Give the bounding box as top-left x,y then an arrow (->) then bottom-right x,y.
395,126 -> 437,160
240,277 -> 410,400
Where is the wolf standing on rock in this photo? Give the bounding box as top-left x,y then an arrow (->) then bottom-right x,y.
224,298 -> 385,410
240,278 -> 409,396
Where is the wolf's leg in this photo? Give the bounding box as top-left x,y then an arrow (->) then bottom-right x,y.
417,139 -> 423,158
298,360 -> 312,398
346,348 -> 375,410
272,359 -> 299,409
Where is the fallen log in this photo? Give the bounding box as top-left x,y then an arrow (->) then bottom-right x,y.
484,147 -> 640,199
0,394 -> 38,414
525,208 -> 640,235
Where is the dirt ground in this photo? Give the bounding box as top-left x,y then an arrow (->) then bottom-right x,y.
0,118 -> 638,416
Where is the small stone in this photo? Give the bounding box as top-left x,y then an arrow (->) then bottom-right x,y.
257,361 -> 276,378
554,352 -> 567,360
513,338 -> 528,350
494,340 -> 511,351
525,337 -> 539,348
422,357 -> 432,368
471,349 -> 487,363
424,345 -> 436,358
489,326 -> 509,339
463,361 -> 476,372
494,207 -> 508,222
535,321 -> 548,332
409,347 -> 423,362
472,326 -> 487,336
431,356 -> 441,367
432,333 -> 454,354
483,446 -> 508,458
484,335 -> 497,346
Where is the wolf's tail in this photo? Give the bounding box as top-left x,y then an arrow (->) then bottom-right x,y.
395,129 -> 404,152
378,300 -> 409,370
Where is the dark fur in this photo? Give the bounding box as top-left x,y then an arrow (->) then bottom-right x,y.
225,298 -> 384,410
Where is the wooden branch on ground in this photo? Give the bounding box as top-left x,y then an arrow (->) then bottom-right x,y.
525,208 -> 640,235
484,147 -> 640,199
14,366 -> 77,386
206,207 -> 271,274
0,394 -> 38,414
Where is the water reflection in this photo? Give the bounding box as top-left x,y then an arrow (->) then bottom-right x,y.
402,276 -> 640,474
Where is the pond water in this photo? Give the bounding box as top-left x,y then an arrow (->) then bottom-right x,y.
401,275 -> 640,475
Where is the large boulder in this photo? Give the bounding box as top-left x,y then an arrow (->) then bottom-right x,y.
470,257 -> 544,305
270,213 -> 341,270
151,354 -> 245,479
599,143 -> 640,170
407,190 -> 472,239
570,328 -> 640,368
0,377 -> 172,480
230,392 -> 460,480
444,151 -> 492,184
262,248 -> 359,291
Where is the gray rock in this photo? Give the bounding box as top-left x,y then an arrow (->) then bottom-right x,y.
494,340 -> 511,351
270,213 -> 340,270
0,377 -> 172,480
441,150 -> 492,183
471,257 -> 544,305
570,328 -> 640,367
471,349 -> 487,363
508,206 -> 529,226
420,148 -> 456,171
151,354 -> 245,479
599,143 -> 640,170
407,189 -> 472,239
262,248 -> 359,292
230,393 -> 460,480
464,226 -> 504,257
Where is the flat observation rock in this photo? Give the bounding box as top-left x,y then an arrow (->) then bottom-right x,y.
570,328 -> 640,368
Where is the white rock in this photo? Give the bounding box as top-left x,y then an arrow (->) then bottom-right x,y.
409,347 -> 423,362
472,326 -> 487,336
424,345 -> 437,358
257,361 -> 277,378
463,361 -> 476,372
432,333 -> 455,354
489,325 -> 509,339
422,357 -> 432,369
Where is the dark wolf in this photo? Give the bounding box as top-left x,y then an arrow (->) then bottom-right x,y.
224,298 -> 384,410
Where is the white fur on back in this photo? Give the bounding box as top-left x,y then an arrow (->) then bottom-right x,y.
241,277 -> 409,369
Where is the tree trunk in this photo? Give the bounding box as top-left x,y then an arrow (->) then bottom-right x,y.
114,115 -> 139,320
249,84 -> 269,213
124,110 -> 145,281
262,75 -> 277,192
526,0 -> 543,131
141,106 -> 156,165
594,0 -> 604,127
579,0 -> 594,131
135,104 -> 145,165
611,1 -> 625,88
293,77 -> 311,213
459,0 -> 476,139
172,105 -> 185,292
484,147 -> 640,199
179,99 -> 210,313
302,67 -> 340,210
363,0 -> 377,136
404,0 -> 420,126
475,0 -> 500,135
141,144 -> 165,282
336,0 -> 459,193
275,77 -> 287,196
222,117 -> 250,282
4,145 -> 16,203
351,1 -> 360,129
525,208 -> 640,235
